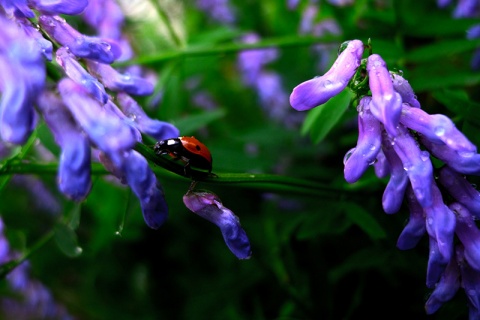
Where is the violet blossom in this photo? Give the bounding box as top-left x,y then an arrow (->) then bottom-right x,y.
289,38 -> 480,317
183,190 -> 252,259
0,0 -> 179,231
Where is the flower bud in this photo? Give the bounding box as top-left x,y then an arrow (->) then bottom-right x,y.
183,191 -> 252,259
439,166 -> 480,219
450,203 -> 480,271
56,47 -> 108,104
39,15 -> 120,64
290,39 -> 363,111
381,132 -> 409,214
87,60 -> 154,96
344,97 -> 382,183
397,187 -> 426,250
367,54 -> 402,137
400,104 -> 477,153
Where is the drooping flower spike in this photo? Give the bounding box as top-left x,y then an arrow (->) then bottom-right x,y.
289,38 -> 480,316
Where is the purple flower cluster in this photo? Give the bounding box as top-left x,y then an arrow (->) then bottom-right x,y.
290,39 -> 480,317
0,0 -> 179,229
0,218 -> 73,319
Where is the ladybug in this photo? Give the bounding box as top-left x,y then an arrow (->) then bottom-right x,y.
154,136 -> 213,173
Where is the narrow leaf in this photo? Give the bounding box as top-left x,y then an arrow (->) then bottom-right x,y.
301,89 -> 354,144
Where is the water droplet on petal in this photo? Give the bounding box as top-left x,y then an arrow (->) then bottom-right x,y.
434,126 -> 446,136
420,151 -> 430,162
101,42 -> 112,51
458,150 -> 475,158
323,80 -> 333,89
427,217 -> 433,225
343,148 -> 356,165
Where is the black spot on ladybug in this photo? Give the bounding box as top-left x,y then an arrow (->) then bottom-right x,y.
195,145 -> 201,151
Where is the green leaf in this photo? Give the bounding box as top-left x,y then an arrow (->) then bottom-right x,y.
342,203 -> 387,240
410,71 -> 480,92
301,89 -> 354,144
173,109 -> 226,135
405,38 -> 480,63
404,17 -> 480,37
54,223 -> 82,258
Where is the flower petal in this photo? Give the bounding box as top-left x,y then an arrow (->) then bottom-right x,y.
183,191 -> 252,259
344,97 -> 382,183
290,39 -> 363,111
367,54 -> 402,137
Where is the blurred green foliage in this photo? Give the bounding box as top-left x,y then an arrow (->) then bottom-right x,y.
1,0 -> 480,319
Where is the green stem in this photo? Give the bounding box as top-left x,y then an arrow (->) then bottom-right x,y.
0,143 -> 356,200
117,34 -> 339,67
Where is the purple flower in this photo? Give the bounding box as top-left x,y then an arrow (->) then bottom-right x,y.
183,190 -> 252,259
456,245 -> 480,316
344,97 -> 382,183
29,0 -> 88,15
56,47 -> 109,104
425,254 -> 460,314
367,54 -> 403,137
0,0 -> 34,18
39,15 -> 121,64
420,136 -> 480,175
391,74 -> 421,109
373,149 -> 390,179
453,0 -> 479,18
450,203 -> 480,271
381,131 -> 409,214
0,17 -> 45,144
87,60 -> 154,96
390,124 -> 434,208
397,186 -> 427,250
82,0 -> 133,61
290,39 -> 364,111
58,78 -> 138,165
116,93 -> 180,141
18,18 -> 53,60
37,92 -> 92,201
400,104 -> 477,153
439,166 -> 480,219
237,33 -> 278,86
424,183 -> 456,287
122,151 -> 169,229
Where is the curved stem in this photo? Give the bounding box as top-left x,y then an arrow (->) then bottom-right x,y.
117,34 -> 339,67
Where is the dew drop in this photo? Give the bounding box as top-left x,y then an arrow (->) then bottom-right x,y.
370,144 -> 377,151
123,73 -> 131,81
434,126 -> 446,136
457,150 -> 475,158
420,151 -> 430,162
323,80 -> 333,89
74,247 -> 83,255
427,217 -> 433,225
101,42 -> 112,51
343,148 -> 356,165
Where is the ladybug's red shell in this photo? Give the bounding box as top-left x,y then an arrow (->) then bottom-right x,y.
178,136 -> 212,164
154,136 -> 213,173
